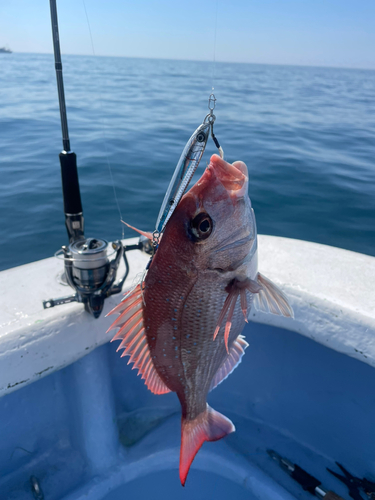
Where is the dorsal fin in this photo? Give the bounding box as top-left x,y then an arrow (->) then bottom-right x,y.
210,335 -> 248,391
107,286 -> 171,395
106,284 -> 143,318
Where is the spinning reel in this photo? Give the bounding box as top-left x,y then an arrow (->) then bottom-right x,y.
43,238 -> 125,318
43,237 -> 151,318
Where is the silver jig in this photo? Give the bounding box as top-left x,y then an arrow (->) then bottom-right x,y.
155,93 -> 224,238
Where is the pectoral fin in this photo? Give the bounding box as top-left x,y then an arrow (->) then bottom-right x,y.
252,272 -> 294,318
213,274 -> 293,351
213,278 -> 259,353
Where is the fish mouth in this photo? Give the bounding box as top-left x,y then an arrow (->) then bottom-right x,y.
209,154 -> 248,197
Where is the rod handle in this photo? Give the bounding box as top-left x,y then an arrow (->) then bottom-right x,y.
59,151 -> 83,215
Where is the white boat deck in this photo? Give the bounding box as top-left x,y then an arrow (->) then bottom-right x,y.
0,235 -> 374,399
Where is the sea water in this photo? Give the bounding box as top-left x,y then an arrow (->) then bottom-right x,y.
0,53 -> 374,271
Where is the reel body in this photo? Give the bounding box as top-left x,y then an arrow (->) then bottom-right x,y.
43,238 -> 126,318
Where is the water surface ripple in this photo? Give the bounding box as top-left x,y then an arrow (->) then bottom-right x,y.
0,53 -> 374,271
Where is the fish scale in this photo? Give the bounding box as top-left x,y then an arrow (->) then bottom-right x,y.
144,261 -> 196,394
144,255 -> 244,418
179,275 -> 246,415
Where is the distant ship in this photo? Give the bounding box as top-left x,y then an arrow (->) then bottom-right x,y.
0,47 -> 12,54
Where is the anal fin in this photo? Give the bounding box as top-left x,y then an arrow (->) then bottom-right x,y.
210,335 -> 248,391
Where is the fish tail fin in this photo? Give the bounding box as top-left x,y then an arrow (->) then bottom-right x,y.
179,405 -> 235,486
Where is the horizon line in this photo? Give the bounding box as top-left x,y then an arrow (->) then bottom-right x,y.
5,51 -> 375,72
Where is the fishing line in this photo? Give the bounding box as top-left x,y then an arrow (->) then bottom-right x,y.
208,0 -> 224,160
82,0 -> 125,239
211,0 -> 219,93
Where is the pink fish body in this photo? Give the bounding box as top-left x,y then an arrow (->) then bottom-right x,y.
108,154 -> 293,485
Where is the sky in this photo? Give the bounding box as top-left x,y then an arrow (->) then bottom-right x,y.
0,0 -> 374,69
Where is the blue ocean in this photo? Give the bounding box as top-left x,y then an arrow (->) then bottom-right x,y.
0,53 -> 374,271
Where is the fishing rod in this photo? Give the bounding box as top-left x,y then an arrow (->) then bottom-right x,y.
49,0 -> 84,243
43,0 -> 146,318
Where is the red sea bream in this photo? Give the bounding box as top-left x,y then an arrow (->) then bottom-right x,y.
107,154 -> 293,485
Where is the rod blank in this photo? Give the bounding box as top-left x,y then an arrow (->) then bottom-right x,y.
49,0 -> 70,153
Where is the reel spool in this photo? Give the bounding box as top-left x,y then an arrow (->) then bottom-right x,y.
68,238 -> 110,290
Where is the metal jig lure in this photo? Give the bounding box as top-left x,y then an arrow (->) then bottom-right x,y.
155,93 -> 224,238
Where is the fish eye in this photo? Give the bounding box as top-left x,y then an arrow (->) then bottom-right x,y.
190,212 -> 213,241
196,132 -> 206,143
